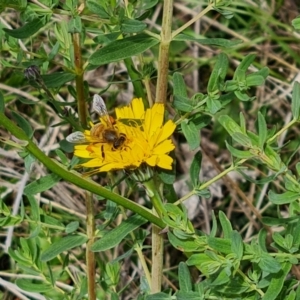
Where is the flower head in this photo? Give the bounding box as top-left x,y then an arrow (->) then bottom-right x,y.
73,98 -> 176,173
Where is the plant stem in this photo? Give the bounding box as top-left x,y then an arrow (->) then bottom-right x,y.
143,179 -> 166,218
143,179 -> 165,293
73,31 -> 95,300
155,0 -> 173,104
151,218 -> 164,293
171,4 -> 213,39
0,115 -> 166,227
174,159 -> 248,205
267,118 -> 298,144
85,191 -> 96,300
73,32 -> 87,129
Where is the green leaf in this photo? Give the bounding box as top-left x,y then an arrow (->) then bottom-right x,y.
189,151 -> 202,187
173,72 -> 188,98
292,16 -> 300,30
234,54 -> 256,81
234,90 -> 252,101
158,168 -> 175,184
3,18 -> 44,39
176,291 -> 202,300
246,74 -> 265,87
269,190 -> 300,205
262,262 -> 291,300
65,221 -> 79,234
174,33 -> 242,48
0,0 -> 27,12
41,72 -> 76,88
186,253 -> 213,267
27,195 -> 40,221
55,148 -> 69,165
206,97 -> 222,114
218,115 -> 243,135
225,142 -> 253,159
93,32 -> 121,44
41,215 -> 65,229
258,228 -> 268,252
11,111 -> 33,138
173,95 -> 193,112
168,232 -> 206,252
16,279 -> 53,293
68,16 -> 82,33
181,121 -> 200,150
48,41 -> 60,61
8,248 -> 32,266
207,53 -> 228,93
121,18 -> 147,34
0,90 -> 4,112
24,174 -> 61,195
86,0 -> 110,18
207,237 -> 232,255
89,34 -> 159,66
146,292 -> 172,300
219,116 -> 252,146
231,230 -> 243,260
41,235 -> 88,261
91,214 -> 147,251
211,268 -> 230,286
257,111 -> 267,149
219,211 -> 232,239
292,81 -> 300,120
178,262 -> 192,292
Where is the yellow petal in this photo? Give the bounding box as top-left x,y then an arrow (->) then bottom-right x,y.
153,140 -> 175,154
144,103 -> 164,138
157,154 -> 173,169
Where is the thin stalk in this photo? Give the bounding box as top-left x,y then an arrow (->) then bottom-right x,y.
143,179 -> 165,293
72,32 -> 95,300
171,4 -> 213,39
85,191 -> 96,300
174,159 -> 248,205
155,0 -> 173,104
151,218 -> 164,293
72,32 -> 87,128
267,118 -> 298,144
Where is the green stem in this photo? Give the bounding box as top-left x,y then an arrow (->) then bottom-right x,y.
0,112 -> 165,229
171,4 -> 213,39
174,159 -> 248,205
267,118 -> 298,144
143,179 -> 166,218
155,0 -> 173,104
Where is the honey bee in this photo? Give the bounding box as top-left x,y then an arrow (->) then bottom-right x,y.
66,95 -> 126,149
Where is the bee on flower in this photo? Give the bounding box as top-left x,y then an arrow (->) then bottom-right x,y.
67,95 -> 176,174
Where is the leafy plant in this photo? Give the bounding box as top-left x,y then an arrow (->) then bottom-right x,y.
1,0 -> 300,299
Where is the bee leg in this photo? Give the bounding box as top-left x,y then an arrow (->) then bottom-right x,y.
101,145 -> 105,160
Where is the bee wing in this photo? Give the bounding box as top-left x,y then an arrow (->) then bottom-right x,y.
66,131 -> 87,143
92,94 -> 108,117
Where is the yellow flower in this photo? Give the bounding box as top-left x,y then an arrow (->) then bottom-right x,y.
74,98 -> 176,173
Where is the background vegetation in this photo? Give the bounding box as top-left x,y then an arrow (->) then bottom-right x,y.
1,0 -> 300,299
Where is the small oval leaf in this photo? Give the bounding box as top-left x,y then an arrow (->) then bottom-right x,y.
91,214 -> 147,251
4,18 -> 44,39
41,235 -> 88,262
89,34 -> 159,66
